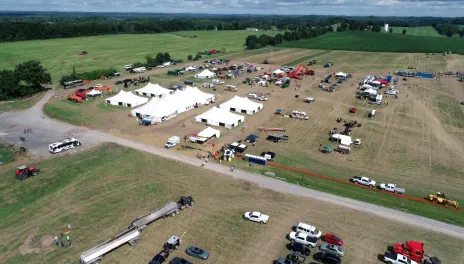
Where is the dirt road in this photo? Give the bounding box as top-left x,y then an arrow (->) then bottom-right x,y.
1,90 -> 463,240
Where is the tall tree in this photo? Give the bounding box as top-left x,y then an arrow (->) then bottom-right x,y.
14,60 -> 51,88
402,29 -> 407,35
0,70 -> 20,99
389,28 -> 393,33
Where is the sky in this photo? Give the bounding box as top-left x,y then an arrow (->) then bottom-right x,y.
1,0 -> 464,17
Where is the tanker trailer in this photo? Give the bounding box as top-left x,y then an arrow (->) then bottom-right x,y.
80,227 -> 140,264
128,201 -> 179,231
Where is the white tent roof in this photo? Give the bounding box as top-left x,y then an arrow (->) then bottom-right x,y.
196,69 -> 216,78
273,69 -> 284,74
107,91 -> 148,106
197,127 -> 221,139
134,83 -> 170,96
336,72 -> 346,77
87,89 -> 102,96
131,97 -> 174,118
196,106 -> 244,124
185,66 -> 196,71
220,96 -> 263,112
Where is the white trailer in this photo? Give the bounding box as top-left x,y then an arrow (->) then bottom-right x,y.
80,228 -> 141,264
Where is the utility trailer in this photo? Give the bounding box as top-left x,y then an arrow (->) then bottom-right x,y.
80,228 -> 141,264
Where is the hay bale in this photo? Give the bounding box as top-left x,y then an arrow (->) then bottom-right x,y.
264,171 -> 276,177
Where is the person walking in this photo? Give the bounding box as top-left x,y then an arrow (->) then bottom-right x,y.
55,236 -> 59,247
66,235 -> 70,242
61,240 -> 66,248
230,165 -> 235,172
201,161 -> 205,167
69,240 -> 73,248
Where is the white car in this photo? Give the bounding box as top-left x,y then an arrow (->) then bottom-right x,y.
248,93 -> 258,99
288,232 -> 318,247
304,97 -> 315,103
257,96 -> 268,101
385,89 -> 399,95
275,80 -> 283,85
95,84 -> 103,88
156,65 -> 165,68
243,211 -> 269,224
351,176 -> 376,187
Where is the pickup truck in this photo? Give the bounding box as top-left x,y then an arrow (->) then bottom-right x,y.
351,176 -> 376,188
383,252 -> 417,264
379,183 -> 406,194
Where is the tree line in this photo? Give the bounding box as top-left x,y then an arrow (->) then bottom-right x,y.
245,27 -> 332,50
433,24 -> 464,38
0,60 -> 51,100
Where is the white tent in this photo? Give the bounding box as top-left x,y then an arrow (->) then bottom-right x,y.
87,89 -> 102,97
106,91 -> 148,107
195,69 -> 216,79
335,72 -> 347,78
219,96 -> 263,115
273,69 -> 284,75
195,106 -> 244,129
191,127 -> 221,143
185,66 -> 196,72
131,87 -> 215,121
364,88 -> 378,96
134,83 -> 172,98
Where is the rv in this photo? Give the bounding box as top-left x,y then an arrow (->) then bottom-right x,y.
165,136 -> 181,148
374,94 -> 383,105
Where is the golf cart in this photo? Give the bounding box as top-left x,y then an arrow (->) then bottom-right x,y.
164,235 -> 181,253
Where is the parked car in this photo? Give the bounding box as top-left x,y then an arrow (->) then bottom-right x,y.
150,251 -> 169,264
351,176 -> 376,187
314,252 -> 341,264
248,93 -> 258,99
156,65 -> 166,68
385,89 -> 399,95
320,243 -> 344,257
186,246 -> 209,260
243,211 -> 269,224
169,257 -> 193,264
290,242 -> 311,256
257,96 -> 268,101
383,252 -> 418,264
379,183 -> 406,194
304,97 -> 315,103
275,80 -> 283,85
323,234 -> 343,246
276,258 -> 295,264
296,222 -> 322,238
288,232 -> 318,247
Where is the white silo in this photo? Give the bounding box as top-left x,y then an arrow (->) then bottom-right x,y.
384,24 -> 389,32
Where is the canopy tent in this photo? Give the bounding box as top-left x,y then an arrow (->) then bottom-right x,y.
185,66 -> 196,72
87,89 -> 102,97
195,106 -> 244,129
190,127 -> 221,143
273,69 -> 284,75
195,69 -> 216,79
219,96 -> 263,115
131,87 -> 215,122
106,91 -> 148,107
134,83 -> 172,98
335,72 -> 347,78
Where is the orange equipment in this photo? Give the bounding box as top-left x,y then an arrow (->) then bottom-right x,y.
288,64 -> 314,80
68,94 -> 83,103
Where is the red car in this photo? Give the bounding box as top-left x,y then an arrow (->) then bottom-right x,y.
323,233 -> 344,246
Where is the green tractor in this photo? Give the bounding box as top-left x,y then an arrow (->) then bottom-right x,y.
243,78 -> 252,85
324,61 -> 333,68
281,79 -> 290,88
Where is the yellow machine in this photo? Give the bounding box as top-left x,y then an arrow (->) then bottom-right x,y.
427,192 -> 459,209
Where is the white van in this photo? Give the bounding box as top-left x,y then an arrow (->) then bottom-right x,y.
165,136 -> 180,148
296,222 -> 322,238
124,64 -> 133,70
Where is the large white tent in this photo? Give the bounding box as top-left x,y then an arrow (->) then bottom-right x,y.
131,87 -> 215,122
195,69 -> 216,79
134,83 -> 172,98
185,66 -> 197,72
273,69 -> 284,75
190,127 -> 221,143
106,91 -> 148,107
87,89 -> 102,97
195,106 -> 244,129
219,96 -> 263,115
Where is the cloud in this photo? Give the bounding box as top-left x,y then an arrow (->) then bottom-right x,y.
1,0 -> 463,16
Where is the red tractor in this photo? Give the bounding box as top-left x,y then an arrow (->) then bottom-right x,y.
15,165 -> 40,180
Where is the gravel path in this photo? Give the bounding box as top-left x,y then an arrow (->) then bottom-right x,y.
1,90 -> 463,240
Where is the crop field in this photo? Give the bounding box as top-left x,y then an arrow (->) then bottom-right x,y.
1,144 -> 463,264
0,30 -> 277,83
389,26 -> 443,37
278,31 -> 464,54
43,48 -> 464,226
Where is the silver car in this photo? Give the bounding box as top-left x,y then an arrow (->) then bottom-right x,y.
320,243 -> 344,257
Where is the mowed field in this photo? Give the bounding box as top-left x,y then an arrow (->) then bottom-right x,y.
43,48 -> 464,225
278,31 -> 464,54
389,26 -> 443,37
0,30 -> 277,82
1,144 -> 463,264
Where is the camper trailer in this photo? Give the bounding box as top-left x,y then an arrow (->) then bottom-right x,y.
374,94 -> 383,105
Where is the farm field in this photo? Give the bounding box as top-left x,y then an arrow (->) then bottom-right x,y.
1,144 -> 463,264
43,48 -> 464,225
0,30 -> 278,83
389,26 -> 443,37
278,31 -> 464,54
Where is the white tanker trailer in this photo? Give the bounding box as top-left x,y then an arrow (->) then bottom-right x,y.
80,227 -> 140,264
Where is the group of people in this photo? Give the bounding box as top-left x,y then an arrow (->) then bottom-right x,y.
55,233 -> 72,248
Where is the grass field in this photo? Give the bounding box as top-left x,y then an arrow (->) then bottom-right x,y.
1,144 -> 463,264
389,26 -> 443,37
279,31 -> 464,54
0,143 -> 17,164
0,31 -> 277,83
0,92 -> 44,113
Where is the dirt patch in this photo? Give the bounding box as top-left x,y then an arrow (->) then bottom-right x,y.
18,230 -> 54,255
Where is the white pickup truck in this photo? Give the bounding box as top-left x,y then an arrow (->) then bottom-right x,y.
351,176 -> 376,188
383,252 -> 417,264
164,136 -> 180,148
380,183 -> 406,194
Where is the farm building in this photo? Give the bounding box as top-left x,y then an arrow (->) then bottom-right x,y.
134,83 -> 173,98
195,106 -> 245,129
219,96 -> 263,115
105,91 -> 148,107
131,87 -> 215,121
195,69 -> 216,79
